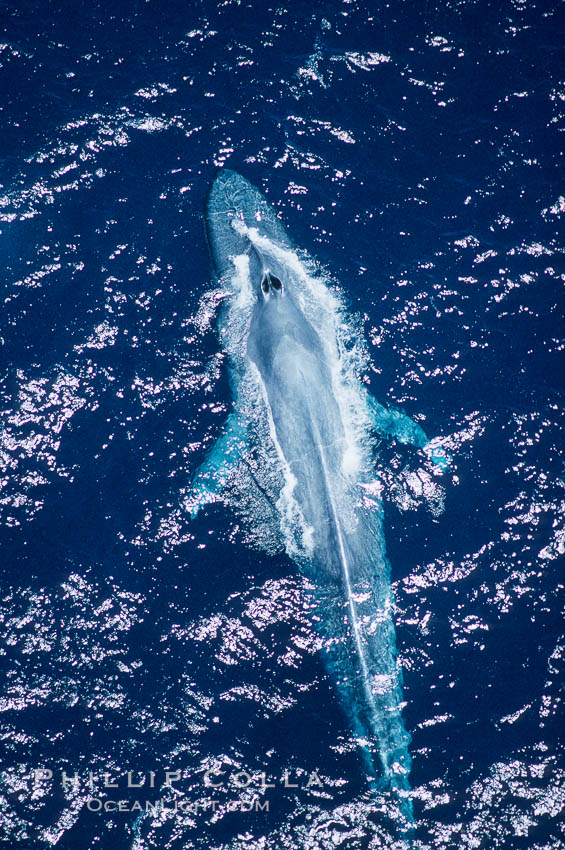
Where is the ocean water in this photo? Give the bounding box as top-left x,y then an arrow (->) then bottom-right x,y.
1,1 -> 563,849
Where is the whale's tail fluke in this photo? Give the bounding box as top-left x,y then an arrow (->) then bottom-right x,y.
307,548 -> 415,837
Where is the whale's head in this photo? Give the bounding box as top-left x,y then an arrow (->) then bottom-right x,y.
206,169 -> 292,281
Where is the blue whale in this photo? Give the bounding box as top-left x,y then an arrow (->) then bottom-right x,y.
190,170 -> 448,832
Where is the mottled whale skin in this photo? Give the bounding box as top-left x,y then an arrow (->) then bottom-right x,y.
192,169 -> 448,833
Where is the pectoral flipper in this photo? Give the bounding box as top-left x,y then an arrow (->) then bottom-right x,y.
187,412 -> 247,518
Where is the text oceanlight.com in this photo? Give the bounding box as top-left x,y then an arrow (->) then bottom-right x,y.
86,798 -> 270,813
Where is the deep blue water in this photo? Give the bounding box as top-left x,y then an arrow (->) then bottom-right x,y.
1,1 -> 563,848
